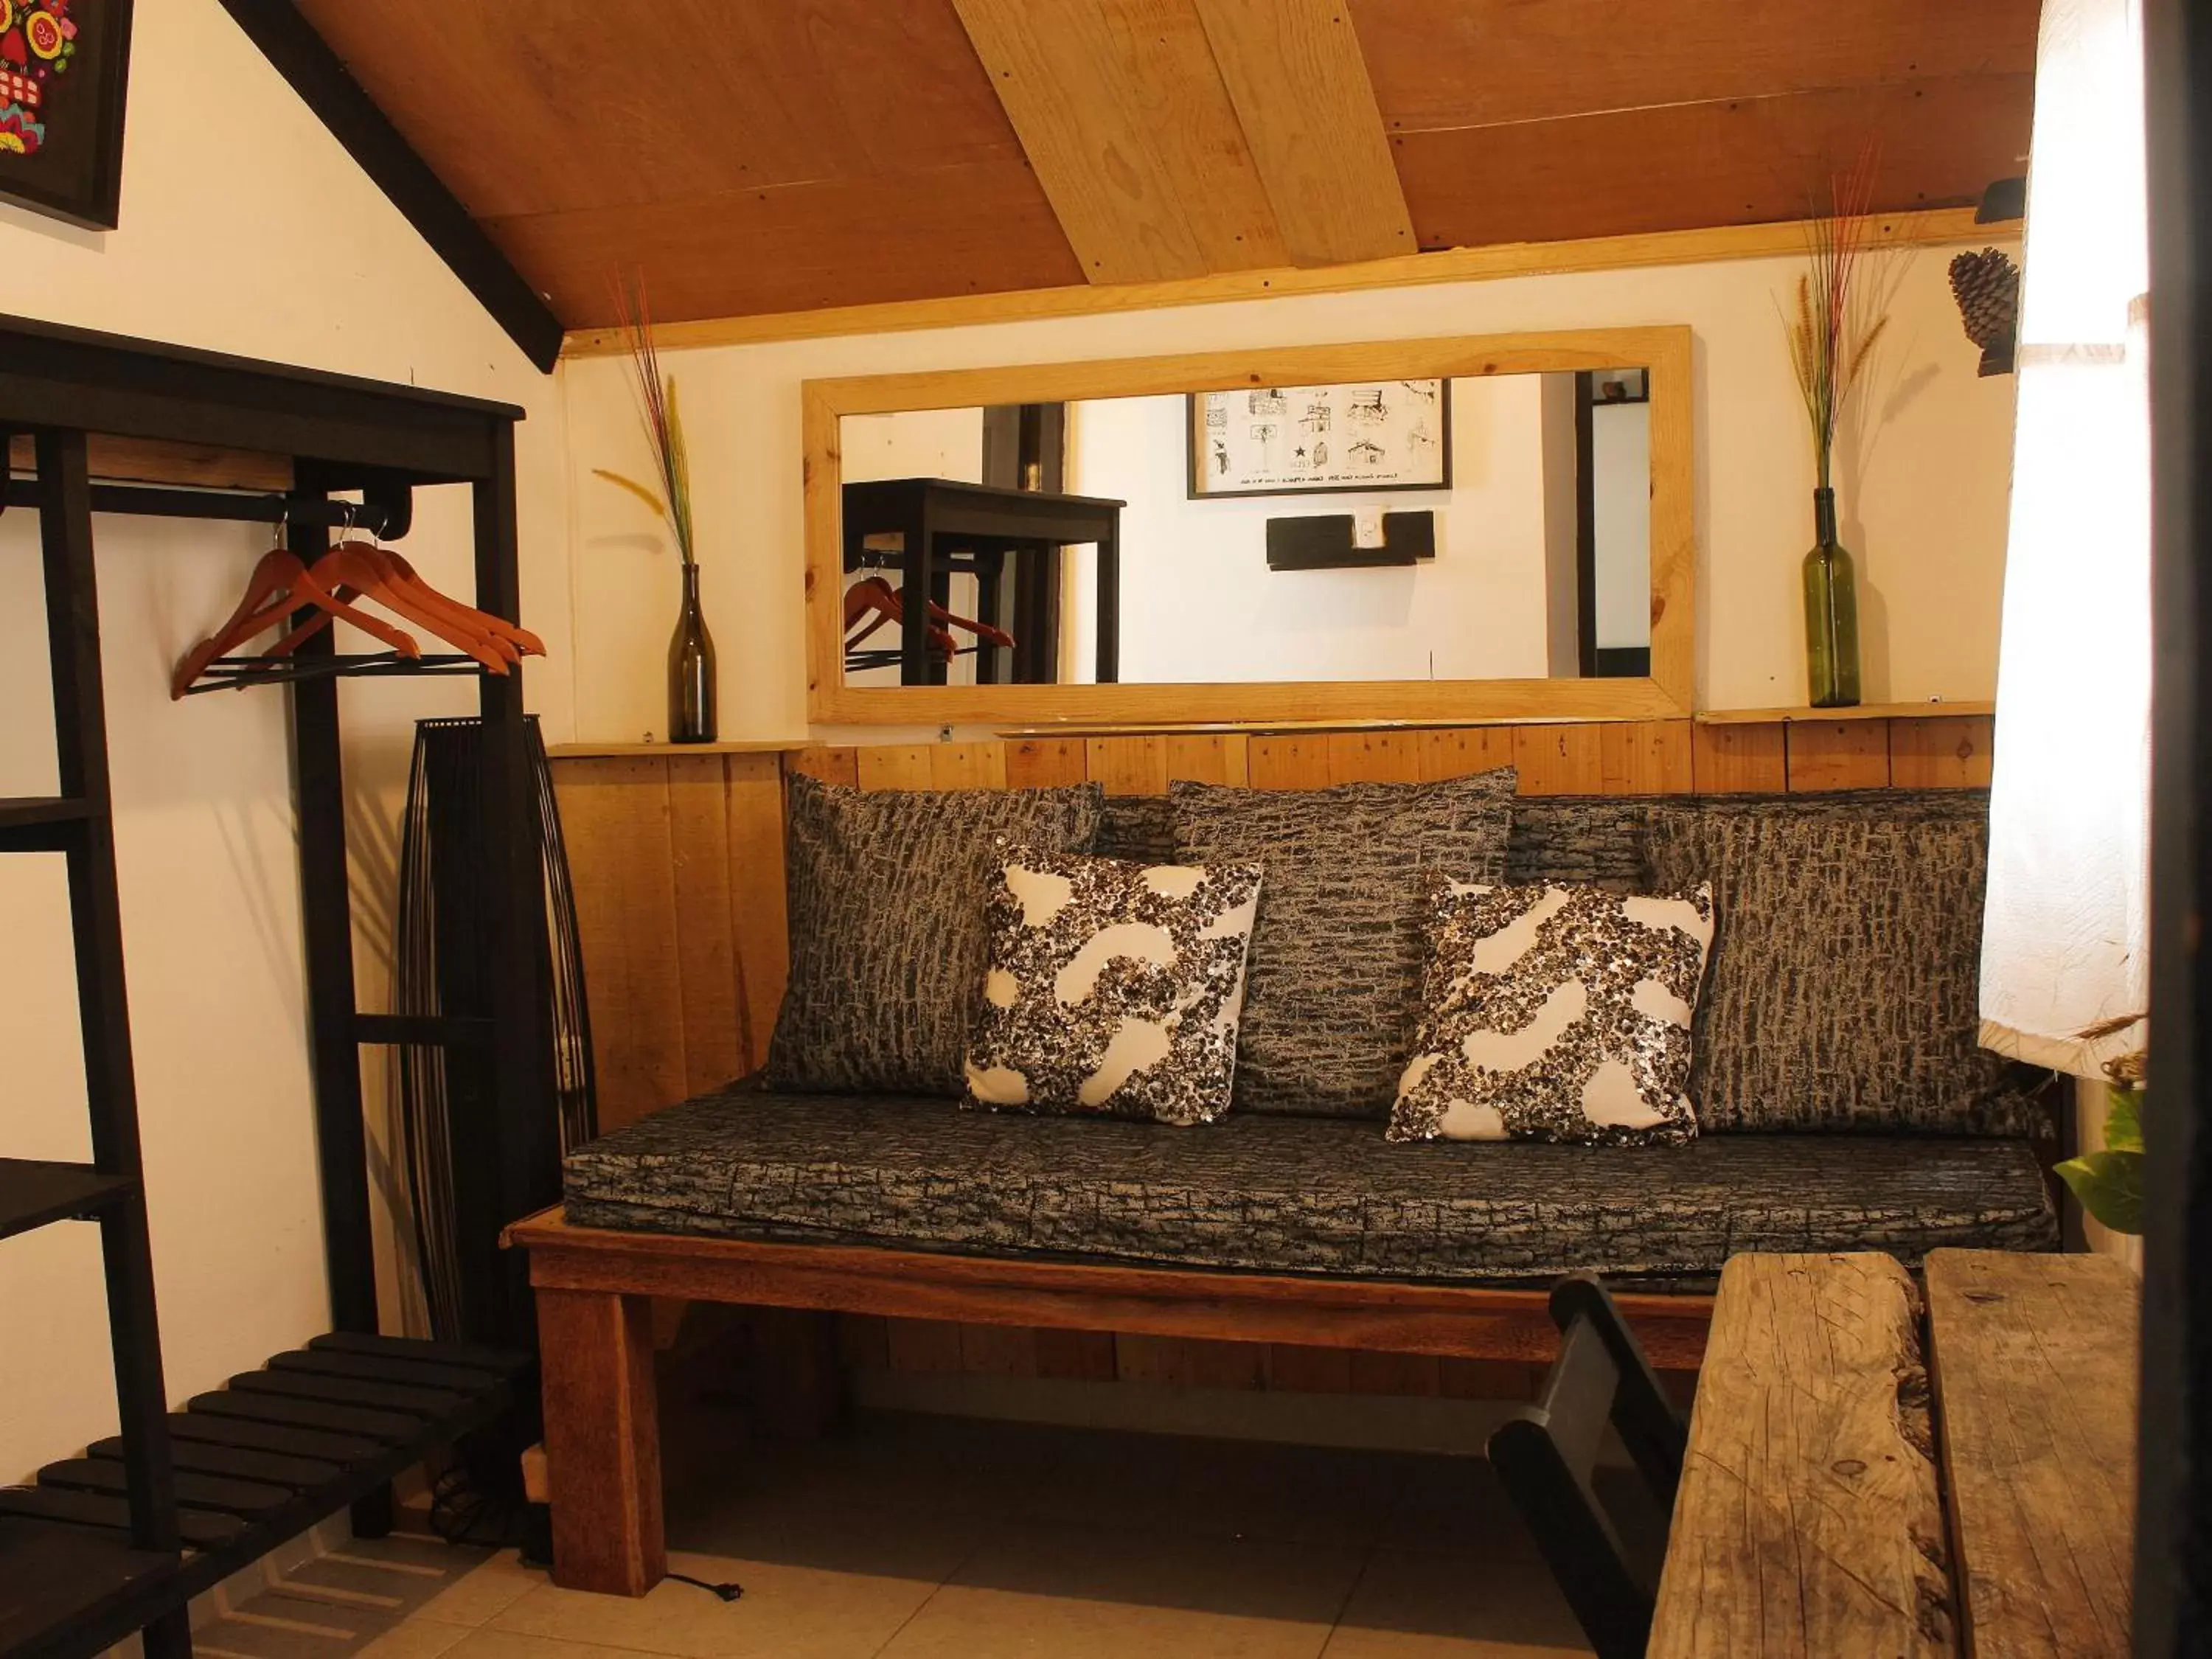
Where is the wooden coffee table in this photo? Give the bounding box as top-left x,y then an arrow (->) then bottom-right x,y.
1649,1248 -> 2139,1658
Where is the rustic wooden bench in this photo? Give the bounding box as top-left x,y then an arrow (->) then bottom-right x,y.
1648,1249 -> 2138,1658
506,1207 -> 1715,1596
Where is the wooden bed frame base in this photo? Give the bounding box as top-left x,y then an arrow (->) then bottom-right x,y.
505,1208 -> 1714,1596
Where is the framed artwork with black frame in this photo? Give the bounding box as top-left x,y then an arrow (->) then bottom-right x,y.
1188,379 -> 1453,499
0,0 -> 134,230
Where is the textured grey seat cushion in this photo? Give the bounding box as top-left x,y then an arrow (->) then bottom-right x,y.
564,1086 -> 2058,1286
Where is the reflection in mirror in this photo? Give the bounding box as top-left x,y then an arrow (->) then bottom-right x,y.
838,369 -> 1652,689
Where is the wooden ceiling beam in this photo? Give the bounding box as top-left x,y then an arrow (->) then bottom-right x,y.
950,0 -> 1287,283
1192,0 -> 1414,267
559,208 -> 2011,358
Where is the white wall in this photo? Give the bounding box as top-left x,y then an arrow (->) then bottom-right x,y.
563,243 -> 2014,741
1062,379 -> 1560,684
0,0 -> 568,1482
1593,402 -> 1654,652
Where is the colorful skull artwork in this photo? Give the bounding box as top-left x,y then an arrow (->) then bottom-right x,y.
0,0 -> 80,157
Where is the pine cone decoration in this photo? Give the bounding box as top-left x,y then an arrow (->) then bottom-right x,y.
1949,247 -> 2020,376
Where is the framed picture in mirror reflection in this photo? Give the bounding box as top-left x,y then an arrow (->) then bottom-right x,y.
1188,379 -> 1453,498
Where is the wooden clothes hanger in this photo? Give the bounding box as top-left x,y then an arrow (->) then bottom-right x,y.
170,545 -> 420,700
268,538 -> 551,673
844,576 -> 956,659
843,575 -> 1014,656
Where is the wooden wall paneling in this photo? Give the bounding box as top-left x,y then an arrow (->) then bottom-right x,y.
552,757 -> 689,1131
1164,732 -> 1251,785
663,754 -> 746,1099
1787,719 -> 1893,791
1440,1357 -> 1544,1402
884,1318 -> 968,1375
723,753 -> 790,1072
1349,1350 -> 1442,1397
856,744 -> 939,790
1113,1333 -> 1192,1386
1420,726 -> 1517,782
1888,715 -> 1995,788
1034,1328 -> 1119,1381
928,741 -> 1010,790
1326,729 -> 1426,784
1189,0 -> 1415,267
788,745 -> 860,787
1690,723 -> 1788,792
958,1323 -> 1040,1378
1387,76 -> 2035,253
835,1314 -> 891,1370
1248,734 -> 1334,789
1006,737 -> 1089,787
949,0 -> 1285,284
1512,723 -> 1607,794
1267,1344 -> 1356,1394
1085,735 -> 1172,795
1599,720 -> 1696,794
1183,1338 -> 1270,1391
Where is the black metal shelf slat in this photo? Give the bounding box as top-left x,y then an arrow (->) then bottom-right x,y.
0,1337 -> 516,1659
0,796 -> 88,826
0,1518 -> 178,1659
0,1162 -> 137,1243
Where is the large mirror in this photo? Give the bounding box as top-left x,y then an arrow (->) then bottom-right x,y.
804,330 -> 1692,726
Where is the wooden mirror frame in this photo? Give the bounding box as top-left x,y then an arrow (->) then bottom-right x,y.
804,326 -> 1694,727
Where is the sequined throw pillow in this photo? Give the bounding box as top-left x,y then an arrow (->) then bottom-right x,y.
768,773 -> 1105,1096
1388,879 -> 1717,1147
964,849 -> 1263,1126
1168,769 -> 1517,1118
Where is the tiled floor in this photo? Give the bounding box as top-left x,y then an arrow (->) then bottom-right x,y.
205,1409 -> 1630,1659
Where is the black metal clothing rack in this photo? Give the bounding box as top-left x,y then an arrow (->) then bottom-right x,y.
0,313 -> 555,1659
841,476 -> 1125,686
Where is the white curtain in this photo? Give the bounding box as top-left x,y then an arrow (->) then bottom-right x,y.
1978,0 -> 2152,1078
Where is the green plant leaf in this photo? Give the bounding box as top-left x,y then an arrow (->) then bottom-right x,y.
2054,1150 -> 2146,1236
2104,1087 -> 2143,1155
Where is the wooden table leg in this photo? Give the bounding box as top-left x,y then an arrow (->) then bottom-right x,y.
538,1287 -> 665,1596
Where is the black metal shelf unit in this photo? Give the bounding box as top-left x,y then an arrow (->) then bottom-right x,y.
0,313 -> 558,1659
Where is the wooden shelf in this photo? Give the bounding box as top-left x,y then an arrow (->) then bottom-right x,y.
547,740 -> 808,760
1694,701 -> 1994,726
0,1160 -> 136,1244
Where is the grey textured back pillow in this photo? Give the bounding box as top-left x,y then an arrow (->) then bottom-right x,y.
1646,795 -> 2044,1134
1169,769 -> 1517,1118
768,773 -> 1105,1096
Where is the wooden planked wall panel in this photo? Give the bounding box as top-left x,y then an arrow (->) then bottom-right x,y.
550,711 -> 1992,1388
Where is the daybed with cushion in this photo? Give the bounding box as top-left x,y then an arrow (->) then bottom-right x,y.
512,773 -> 2058,1596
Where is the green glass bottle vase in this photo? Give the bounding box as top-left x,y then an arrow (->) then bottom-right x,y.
1802,487 -> 1861,709
668,563 -> 718,743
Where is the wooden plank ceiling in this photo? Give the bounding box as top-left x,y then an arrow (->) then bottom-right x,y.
291,0 -> 2039,333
